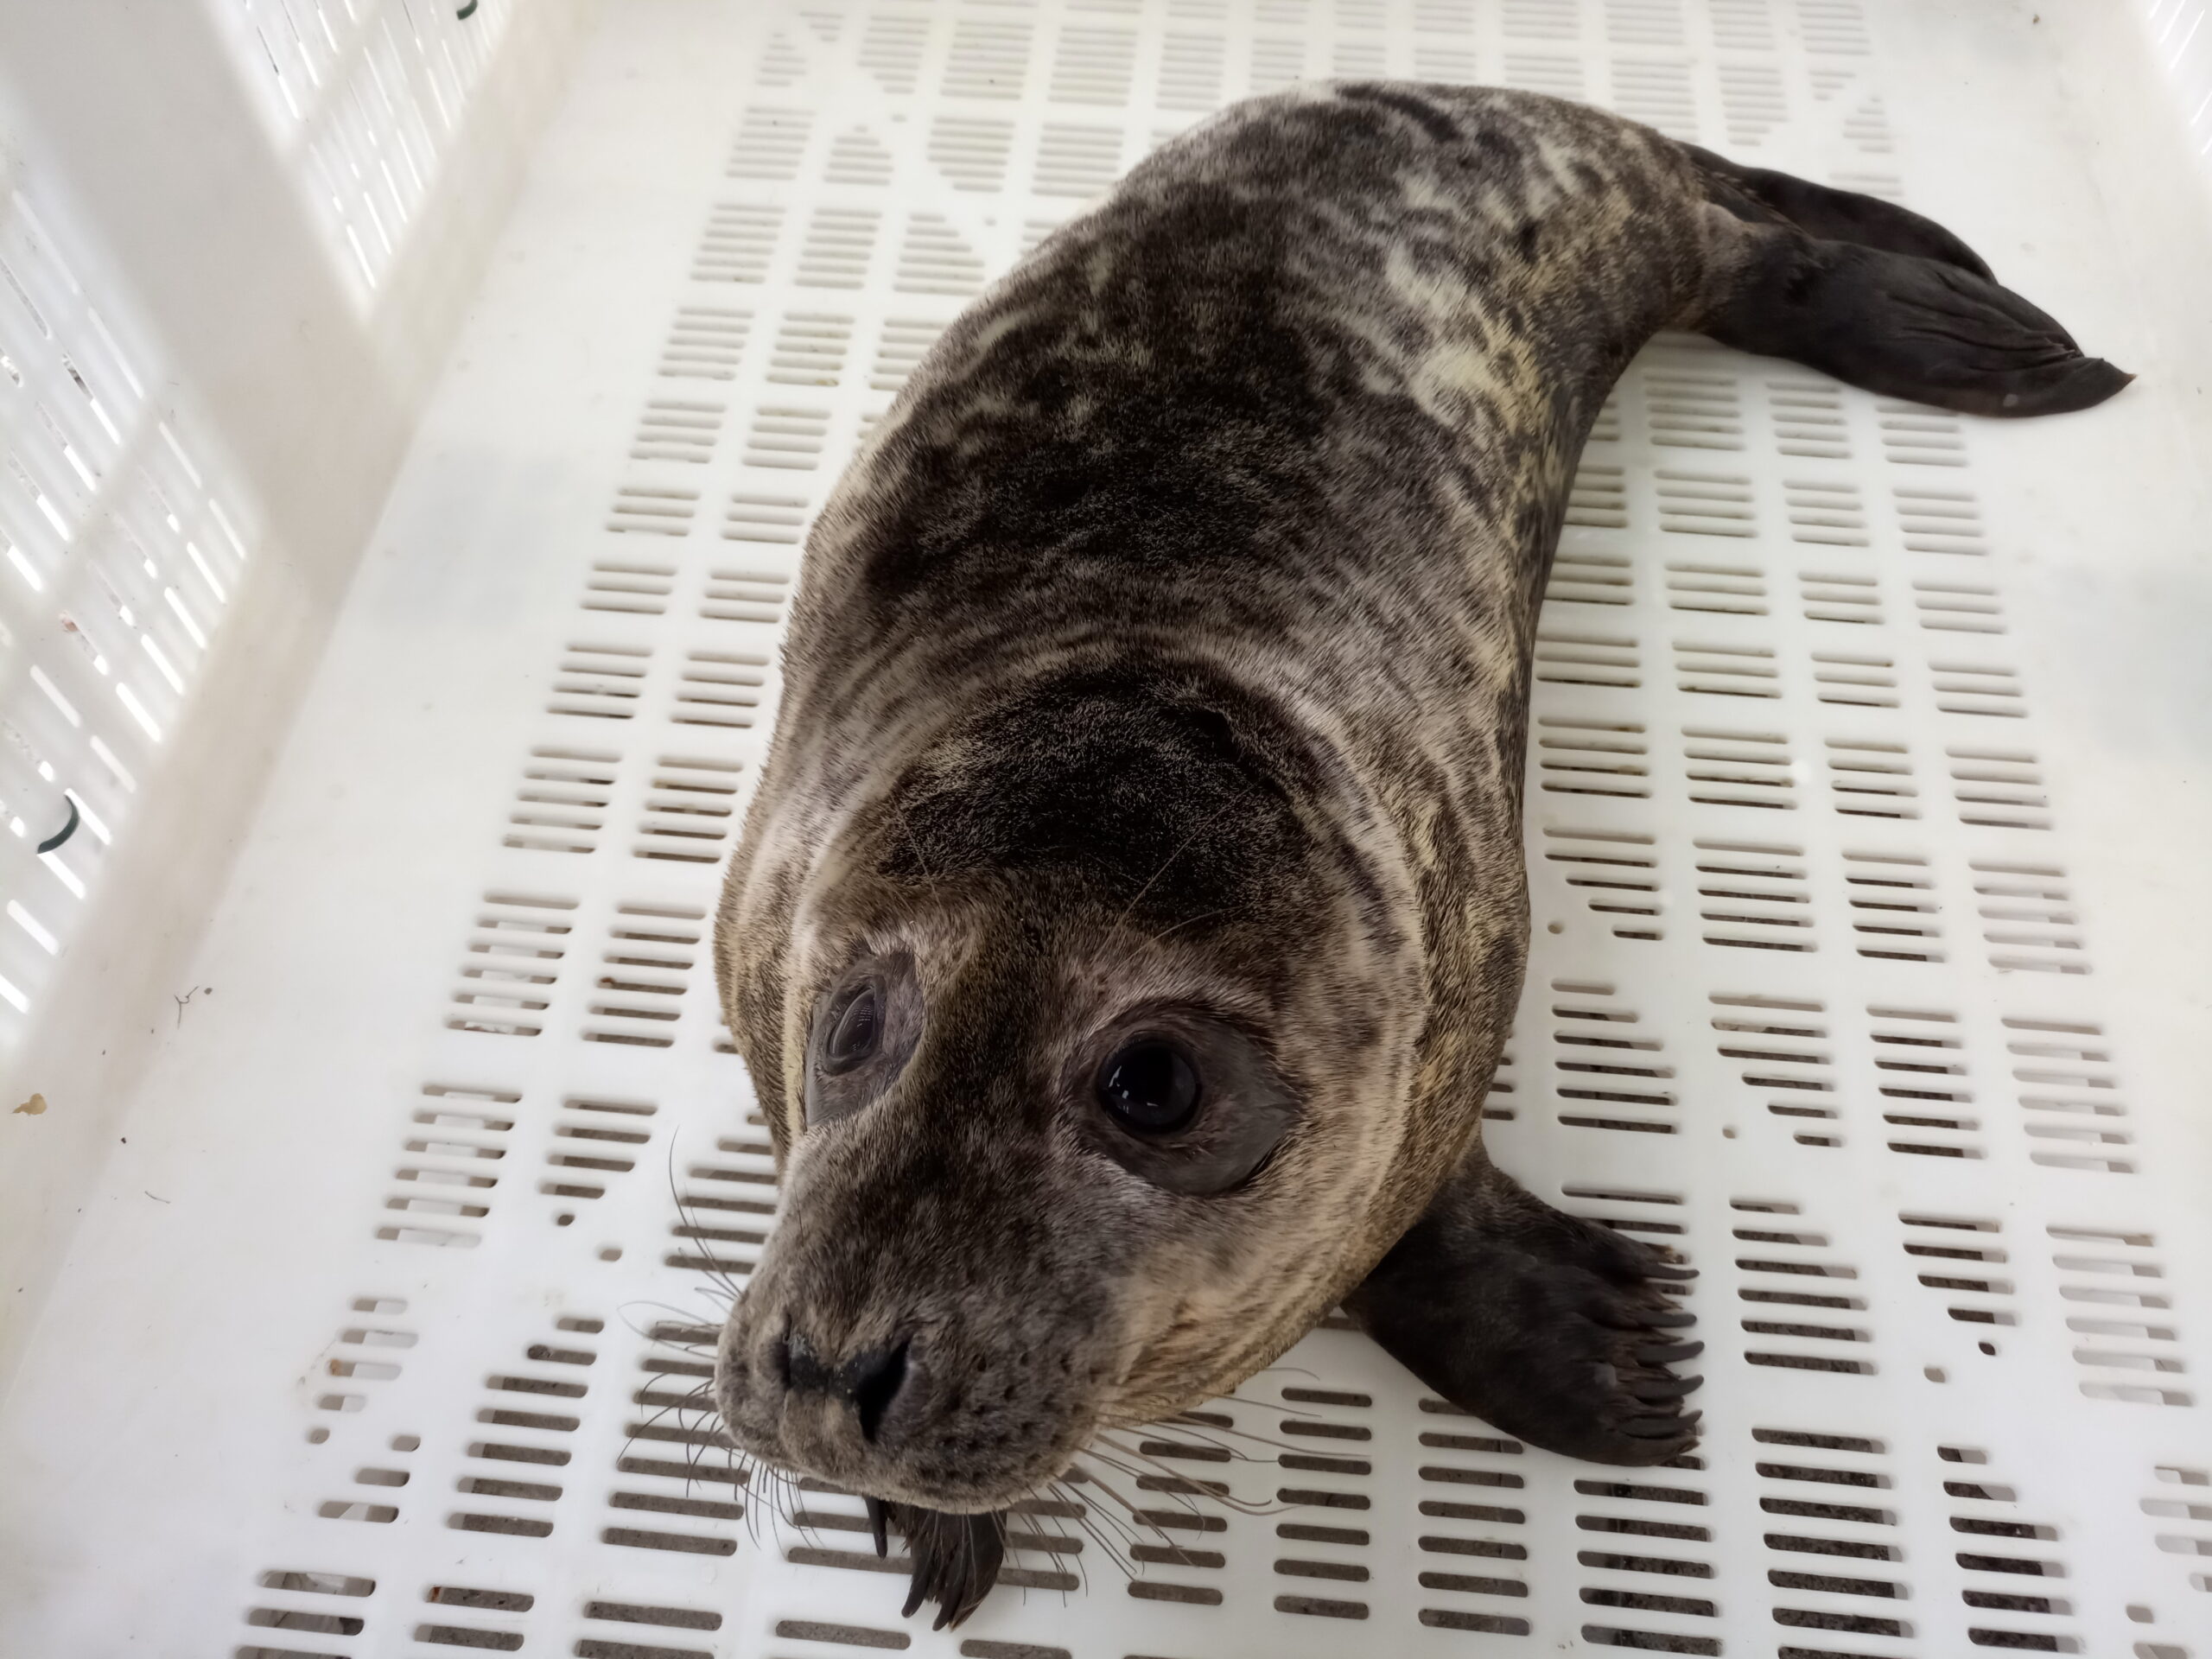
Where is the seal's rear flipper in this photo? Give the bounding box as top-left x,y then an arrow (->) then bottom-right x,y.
1688,145 -> 1996,279
1344,1154 -> 1701,1466
1694,209 -> 2132,419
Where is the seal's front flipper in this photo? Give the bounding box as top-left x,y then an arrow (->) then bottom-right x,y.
1344,1154 -> 1700,1466
1698,219 -> 2131,418
868,1497 -> 1006,1630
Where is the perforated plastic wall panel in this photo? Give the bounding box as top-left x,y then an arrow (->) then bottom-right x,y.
0,147 -> 259,1042
212,0 -> 530,301
3,2 -> 2209,1657
2144,0 -> 2212,188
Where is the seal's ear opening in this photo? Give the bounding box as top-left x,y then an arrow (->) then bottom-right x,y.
1182,702 -> 1240,760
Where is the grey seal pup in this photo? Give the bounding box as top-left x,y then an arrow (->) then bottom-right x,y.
709,81 -> 2126,1624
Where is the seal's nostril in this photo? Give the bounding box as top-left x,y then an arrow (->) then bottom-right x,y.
780,1329 -> 913,1438
850,1338 -> 911,1443
786,1327 -> 841,1393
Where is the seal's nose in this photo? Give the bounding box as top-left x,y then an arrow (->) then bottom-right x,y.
779,1329 -> 914,1444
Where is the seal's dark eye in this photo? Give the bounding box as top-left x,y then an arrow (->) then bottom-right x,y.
822,986 -> 882,1074
1097,1039 -> 1202,1135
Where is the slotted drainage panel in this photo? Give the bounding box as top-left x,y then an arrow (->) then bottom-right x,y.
3,2 -> 2209,1657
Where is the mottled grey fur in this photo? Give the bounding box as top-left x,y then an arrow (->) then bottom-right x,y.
710,81 -> 2125,1618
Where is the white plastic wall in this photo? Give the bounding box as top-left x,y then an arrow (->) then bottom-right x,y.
2144,0 -> 2212,178
0,0 -> 594,1393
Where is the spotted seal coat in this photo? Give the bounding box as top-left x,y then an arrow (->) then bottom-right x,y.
710,82 -> 2126,1624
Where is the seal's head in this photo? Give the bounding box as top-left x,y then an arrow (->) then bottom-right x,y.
711,664 -> 1443,1512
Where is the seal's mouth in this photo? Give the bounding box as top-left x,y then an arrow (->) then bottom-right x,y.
709,1318 -> 1128,1631
711,1304 -> 1102,1516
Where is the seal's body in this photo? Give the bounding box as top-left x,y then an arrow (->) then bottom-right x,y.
712,83 -> 2124,1624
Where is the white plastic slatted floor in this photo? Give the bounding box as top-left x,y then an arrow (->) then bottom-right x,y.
3,1 -> 2210,1656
